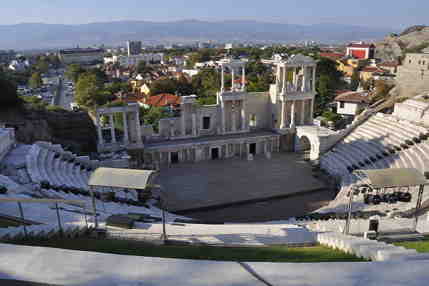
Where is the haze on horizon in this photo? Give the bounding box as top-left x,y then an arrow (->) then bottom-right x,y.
0,0 -> 426,29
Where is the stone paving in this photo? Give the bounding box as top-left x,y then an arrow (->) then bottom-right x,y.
157,153 -> 331,222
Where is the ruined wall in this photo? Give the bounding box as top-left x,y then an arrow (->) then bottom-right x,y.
246,92 -> 271,130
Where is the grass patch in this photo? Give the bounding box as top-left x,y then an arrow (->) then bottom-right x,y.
394,238 -> 429,253
6,238 -> 364,262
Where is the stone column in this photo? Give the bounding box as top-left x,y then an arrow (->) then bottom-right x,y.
241,66 -> 246,91
290,101 -> 296,128
192,113 -> 197,136
282,66 -> 286,93
302,65 -> 306,92
301,100 -> 305,125
231,68 -> 235,91
109,114 -> 116,143
122,112 -> 129,144
312,66 -> 316,92
181,109 -> 186,136
221,101 -> 226,134
136,111 -> 142,144
310,98 -> 314,124
96,113 -> 104,145
221,66 -> 225,92
232,108 -> 237,132
280,100 -> 286,129
170,119 -> 175,138
276,65 -> 281,88
241,99 -> 247,131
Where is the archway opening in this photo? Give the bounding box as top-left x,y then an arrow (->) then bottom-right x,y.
297,136 -> 312,160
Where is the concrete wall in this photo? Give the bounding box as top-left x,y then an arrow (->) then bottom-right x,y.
246,92 -> 271,130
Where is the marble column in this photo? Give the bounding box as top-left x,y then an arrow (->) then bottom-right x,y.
312,66 -> 316,92
109,114 -> 116,143
232,108 -> 237,132
96,113 -> 104,145
241,100 -> 247,131
302,65 -> 306,92
122,112 -> 129,144
170,119 -> 175,138
181,109 -> 186,136
136,110 -> 142,144
282,66 -> 286,93
192,113 -> 197,136
310,98 -> 314,124
280,100 -> 286,129
241,66 -> 246,91
221,66 -> 225,92
231,68 -> 235,91
301,100 -> 305,125
221,101 -> 226,134
290,101 -> 296,128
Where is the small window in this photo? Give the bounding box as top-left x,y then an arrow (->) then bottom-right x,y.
340,102 -> 345,108
202,116 -> 211,130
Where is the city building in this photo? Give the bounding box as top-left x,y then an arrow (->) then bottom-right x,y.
104,53 -> 164,67
127,41 -> 142,56
346,42 -> 376,59
0,50 -> 16,64
335,90 -> 371,117
58,48 -> 104,65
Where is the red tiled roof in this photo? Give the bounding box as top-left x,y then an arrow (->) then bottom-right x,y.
320,52 -> 345,60
335,91 -> 371,103
347,43 -> 375,48
361,66 -> 387,73
146,93 -> 181,107
378,61 -> 399,68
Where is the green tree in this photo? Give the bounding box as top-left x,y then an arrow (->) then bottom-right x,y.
29,72 -> 43,89
75,72 -> 106,109
350,70 -> 360,91
150,78 -> 178,95
0,71 -> 19,107
65,64 -> 85,82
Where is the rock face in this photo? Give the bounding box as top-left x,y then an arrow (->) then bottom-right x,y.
0,107 -> 97,154
376,26 -> 429,60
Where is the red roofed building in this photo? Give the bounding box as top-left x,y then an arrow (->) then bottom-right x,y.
143,93 -> 181,109
112,92 -> 146,106
335,90 -> 371,117
346,42 -> 376,59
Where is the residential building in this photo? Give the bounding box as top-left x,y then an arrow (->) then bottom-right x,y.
142,93 -> 181,109
360,66 -> 388,82
335,90 -> 371,117
127,41 -> 142,56
58,48 -> 104,65
346,42 -> 376,59
105,54 -> 164,67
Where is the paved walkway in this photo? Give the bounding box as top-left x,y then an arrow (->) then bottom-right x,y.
107,222 -> 316,246
1,243 -> 429,286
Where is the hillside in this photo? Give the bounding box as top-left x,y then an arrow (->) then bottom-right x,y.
0,106 -> 97,154
376,25 -> 429,60
0,20 -> 395,50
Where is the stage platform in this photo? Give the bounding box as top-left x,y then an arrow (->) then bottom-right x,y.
157,153 -> 332,222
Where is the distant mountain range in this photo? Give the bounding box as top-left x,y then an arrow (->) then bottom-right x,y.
0,20 -> 397,50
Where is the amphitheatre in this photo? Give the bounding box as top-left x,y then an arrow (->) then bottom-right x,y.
1,55 -> 429,285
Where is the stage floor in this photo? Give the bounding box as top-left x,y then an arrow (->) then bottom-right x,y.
156,153 -> 333,222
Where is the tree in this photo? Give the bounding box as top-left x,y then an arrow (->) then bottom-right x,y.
136,61 -> 153,75
350,70 -> 360,91
0,71 -> 19,107
75,72 -> 106,109
65,64 -> 85,82
29,72 -> 43,89
150,78 -> 178,95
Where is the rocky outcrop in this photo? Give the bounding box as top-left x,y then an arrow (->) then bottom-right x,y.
0,107 -> 97,154
376,26 -> 429,60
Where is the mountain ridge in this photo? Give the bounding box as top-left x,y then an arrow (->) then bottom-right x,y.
0,19 -> 396,50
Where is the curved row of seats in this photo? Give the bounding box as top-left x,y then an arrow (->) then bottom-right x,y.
320,113 -> 429,178
317,232 -> 423,261
0,224 -> 90,241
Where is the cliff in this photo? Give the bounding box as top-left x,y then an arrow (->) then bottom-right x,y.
0,106 -> 97,154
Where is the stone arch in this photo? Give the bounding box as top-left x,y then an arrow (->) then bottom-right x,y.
295,126 -> 325,160
296,135 -> 312,153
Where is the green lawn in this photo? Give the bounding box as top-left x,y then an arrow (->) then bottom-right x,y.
394,239 -> 429,253
6,238 -> 364,263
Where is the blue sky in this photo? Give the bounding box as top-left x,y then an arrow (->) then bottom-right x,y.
1,0 -> 426,29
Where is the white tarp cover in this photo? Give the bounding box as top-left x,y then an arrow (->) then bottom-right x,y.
88,168 -> 158,190
355,168 -> 427,188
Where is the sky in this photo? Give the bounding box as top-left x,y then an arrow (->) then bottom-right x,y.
0,0 -> 427,29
